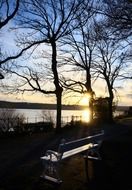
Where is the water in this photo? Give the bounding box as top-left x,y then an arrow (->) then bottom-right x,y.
13,109 -> 83,124
0,108 -> 125,124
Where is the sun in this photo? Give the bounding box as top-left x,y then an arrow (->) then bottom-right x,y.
82,109 -> 90,123
80,93 -> 91,106
80,97 -> 89,105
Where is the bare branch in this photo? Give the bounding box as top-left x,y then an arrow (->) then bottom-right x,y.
0,0 -> 20,29
0,39 -> 48,65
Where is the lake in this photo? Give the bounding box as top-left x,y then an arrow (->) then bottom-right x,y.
0,108 -> 126,125
13,108 -> 126,123
16,109 -> 83,124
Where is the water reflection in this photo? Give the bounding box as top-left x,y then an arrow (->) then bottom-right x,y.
82,109 -> 90,123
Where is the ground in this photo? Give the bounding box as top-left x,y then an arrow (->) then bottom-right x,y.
0,118 -> 132,190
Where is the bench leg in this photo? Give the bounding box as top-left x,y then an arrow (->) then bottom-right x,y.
84,155 -> 90,182
41,161 -> 62,184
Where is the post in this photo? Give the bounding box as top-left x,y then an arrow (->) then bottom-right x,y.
84,155 -> 90,182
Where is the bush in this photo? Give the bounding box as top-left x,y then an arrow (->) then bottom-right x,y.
24,121 -> 54,133
0,109 -> 25,134
93,97 -> 115,123
40,110 -> 55,124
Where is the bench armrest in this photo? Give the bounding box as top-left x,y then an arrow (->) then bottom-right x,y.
45,150 -> 62,161
46,150 -> 58,156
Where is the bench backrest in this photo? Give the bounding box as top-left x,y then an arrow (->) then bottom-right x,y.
58,131 -> 104,155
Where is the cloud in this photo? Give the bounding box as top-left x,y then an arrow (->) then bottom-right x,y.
117,80 -> 132,106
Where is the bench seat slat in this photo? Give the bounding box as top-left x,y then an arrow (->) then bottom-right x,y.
62,143 -> 93,159
40,143 -> 99,162
58,132 -> 103,153
62,143 -> 99,159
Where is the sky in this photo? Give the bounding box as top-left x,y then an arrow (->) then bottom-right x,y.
0,10 -> 132,107
0,74 -> 131,106
1,28 -> 132,106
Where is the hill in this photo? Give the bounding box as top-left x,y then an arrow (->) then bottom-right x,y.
0,100 -> 85,110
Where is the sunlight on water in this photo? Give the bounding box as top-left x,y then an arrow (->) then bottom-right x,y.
81,109 -> 90,123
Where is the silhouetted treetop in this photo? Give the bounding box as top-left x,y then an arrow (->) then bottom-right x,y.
103,0 -> 132,39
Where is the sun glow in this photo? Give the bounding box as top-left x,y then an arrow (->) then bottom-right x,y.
82,109 -> 90,123
80,97 -> 89,105
80,93 -> 91,106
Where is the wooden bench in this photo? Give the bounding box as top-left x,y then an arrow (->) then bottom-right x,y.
40,130 -> 104,184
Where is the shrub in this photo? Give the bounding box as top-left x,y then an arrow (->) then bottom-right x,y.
0,109 -> 25,133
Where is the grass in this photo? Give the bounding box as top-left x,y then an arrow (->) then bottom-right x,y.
0,118 -> 132,190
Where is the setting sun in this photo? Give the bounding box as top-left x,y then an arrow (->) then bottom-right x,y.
80,93 -> 91,106
80,97 -> 89,105
82,109 -> 90,123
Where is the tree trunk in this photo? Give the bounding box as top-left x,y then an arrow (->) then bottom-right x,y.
56,87 -> 63,133
85,72 -> 94,122
107,83 -> 114,123
108,96 -> 114,123
51,38 -> 63,133
89,93 -> 94,121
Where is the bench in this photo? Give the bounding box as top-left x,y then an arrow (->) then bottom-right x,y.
40,130 -> 104,184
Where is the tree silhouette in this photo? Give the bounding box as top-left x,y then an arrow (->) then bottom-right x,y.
61,16 -> 97,122
94,25 -> 128,123
102,0 -> 132,39
3,0 -> 87,132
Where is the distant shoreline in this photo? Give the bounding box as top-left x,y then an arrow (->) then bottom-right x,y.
0,100 -> 85,110
0,100 -> 130,111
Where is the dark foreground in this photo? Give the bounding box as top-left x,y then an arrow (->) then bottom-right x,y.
0,119 -> 132,190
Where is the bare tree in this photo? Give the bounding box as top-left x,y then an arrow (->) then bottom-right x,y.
94,27 -> 128,123
97,0 -> 132,81
61,17 -> 98,122
3,0 -> 88,132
